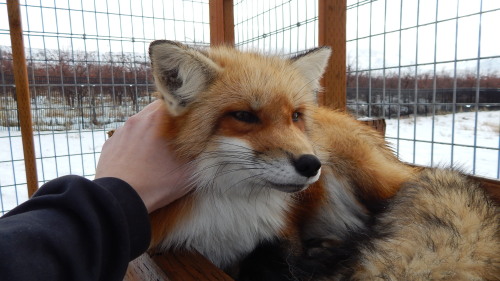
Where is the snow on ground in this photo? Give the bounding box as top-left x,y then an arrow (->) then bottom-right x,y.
0,128 -> 110,214
386,110 -> 499,178
1,111 -> 499,213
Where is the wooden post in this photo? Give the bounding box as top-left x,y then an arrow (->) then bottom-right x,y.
318,0 -> 347,110
7,0 -> 39,197
209,0 -> 234,46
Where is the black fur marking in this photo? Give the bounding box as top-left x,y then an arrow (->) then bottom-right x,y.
236,188 -> 390,280
236,238 -> 300,281
236,224 -> 390,281
162,69 -> 183,91
421,213 -> 461,235
160,68 -> 190,107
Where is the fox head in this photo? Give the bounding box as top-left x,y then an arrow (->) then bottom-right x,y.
149,40 -> 331,194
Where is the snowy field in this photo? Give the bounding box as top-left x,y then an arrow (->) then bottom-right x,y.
386,110 -> 499,178
1,111 -> 499,214
0,128 -> 110,213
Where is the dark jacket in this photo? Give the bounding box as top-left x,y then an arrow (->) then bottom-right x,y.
0,175 -> 151,281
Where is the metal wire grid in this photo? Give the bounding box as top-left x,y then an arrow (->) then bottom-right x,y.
234,0 -> 318,55
234,0 -> 499,179
346,0 -> 500,179
1,0 -> 499,215
0,0 -> 210,215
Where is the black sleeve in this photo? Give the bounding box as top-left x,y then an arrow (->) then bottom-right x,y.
0,175 -> 151,281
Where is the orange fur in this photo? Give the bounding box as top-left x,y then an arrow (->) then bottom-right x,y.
308,107 -> 417,201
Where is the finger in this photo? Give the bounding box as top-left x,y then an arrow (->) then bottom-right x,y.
133,99 -> 164,118
109,99 -> 166,140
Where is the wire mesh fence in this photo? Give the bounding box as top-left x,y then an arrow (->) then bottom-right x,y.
1,0 -> 499,215
234,0 -> 500,180
345,0 -> 500,179
0,0 -> 210,215
234,0 -> 318,54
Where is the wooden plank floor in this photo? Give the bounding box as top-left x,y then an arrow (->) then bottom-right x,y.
153,251 -> 234,281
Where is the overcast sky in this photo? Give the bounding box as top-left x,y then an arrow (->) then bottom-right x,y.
346,0 -> 500,75
0,0 -> 498,75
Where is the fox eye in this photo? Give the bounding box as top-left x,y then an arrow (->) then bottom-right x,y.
292,111 -> 302,122
230,111 -> 260,124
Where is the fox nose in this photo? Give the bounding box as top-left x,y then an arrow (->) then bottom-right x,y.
293,154 -> 321,178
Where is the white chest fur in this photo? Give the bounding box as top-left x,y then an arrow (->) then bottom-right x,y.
158,189 -> 293,268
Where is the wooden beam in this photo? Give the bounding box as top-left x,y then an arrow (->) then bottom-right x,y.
7,0 -> 39,197
209,0 -> 234,46
470,175 -> 500,204
153,251 -> 234,281
408,164 -> 500,204
318,0 -> 347,110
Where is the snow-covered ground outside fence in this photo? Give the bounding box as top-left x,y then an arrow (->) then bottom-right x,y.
386,110 -> 499,177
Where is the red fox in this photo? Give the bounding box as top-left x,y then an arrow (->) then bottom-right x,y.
126,41 -> 499,280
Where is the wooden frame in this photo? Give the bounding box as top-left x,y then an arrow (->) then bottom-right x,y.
6,0 -> 39,197
152,251 -> 233,281
318,0 -> 347,110
209,0 -> 234,46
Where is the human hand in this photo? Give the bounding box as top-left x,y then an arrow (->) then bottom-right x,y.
95,100 -> 192,213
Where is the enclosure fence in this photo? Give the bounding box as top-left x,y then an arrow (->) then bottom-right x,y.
1,0 -> 499,215
344,0 -> 500,179
232,0 -> 500,179
0,0 -> 211,214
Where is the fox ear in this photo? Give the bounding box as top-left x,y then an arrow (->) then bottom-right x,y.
290,47 -> 331,90
149,40 -> 221,115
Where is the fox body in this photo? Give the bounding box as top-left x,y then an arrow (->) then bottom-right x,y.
314,168 -> 500,281
127,41 -> 498,280
348,168 -> 500,281
139,41 -> 413,271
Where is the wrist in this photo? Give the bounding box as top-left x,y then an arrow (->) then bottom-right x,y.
92,177 -> 152,257
94,176 -> 156,213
